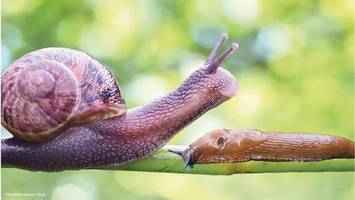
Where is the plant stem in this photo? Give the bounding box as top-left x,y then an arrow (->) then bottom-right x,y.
3,145 -> 354,175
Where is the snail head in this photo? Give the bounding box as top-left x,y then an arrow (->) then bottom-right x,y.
182,33 -> 239,103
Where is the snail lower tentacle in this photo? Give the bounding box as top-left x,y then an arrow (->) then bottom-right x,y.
170,129 -> 355,168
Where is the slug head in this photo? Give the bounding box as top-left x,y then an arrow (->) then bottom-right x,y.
170,129 -> 267,168
180,34 -> 239,107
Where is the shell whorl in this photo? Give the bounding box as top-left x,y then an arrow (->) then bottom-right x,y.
1,48 -> 126,142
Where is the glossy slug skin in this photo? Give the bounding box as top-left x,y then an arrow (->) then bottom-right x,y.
174,129 -> 354,168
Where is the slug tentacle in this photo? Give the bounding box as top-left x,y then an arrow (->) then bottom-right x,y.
170,129 -> 355,168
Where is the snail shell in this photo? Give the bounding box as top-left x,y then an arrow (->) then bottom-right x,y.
1,48 -> 126,142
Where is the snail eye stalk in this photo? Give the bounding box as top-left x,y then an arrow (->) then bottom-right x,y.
205,33 -> 239,74
205,33 -> 228,65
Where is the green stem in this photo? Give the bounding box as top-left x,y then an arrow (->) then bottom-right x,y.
2,145 -> 354,175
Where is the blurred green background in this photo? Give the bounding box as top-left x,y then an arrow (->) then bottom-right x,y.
1,0 -> 354,200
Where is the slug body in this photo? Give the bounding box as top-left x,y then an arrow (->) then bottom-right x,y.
170,129 -> 355,168
1,34 -> 239,171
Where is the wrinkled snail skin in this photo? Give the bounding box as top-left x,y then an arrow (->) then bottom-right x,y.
173,129 -> 354,168
1,35 -> 239,171
1,86 -> 231,171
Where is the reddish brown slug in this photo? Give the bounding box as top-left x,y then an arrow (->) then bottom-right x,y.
1,34 -> 239,171
169,129 -> 355,168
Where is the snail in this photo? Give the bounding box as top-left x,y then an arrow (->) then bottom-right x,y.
1,33 -> 239,171
169,129 -> 355,168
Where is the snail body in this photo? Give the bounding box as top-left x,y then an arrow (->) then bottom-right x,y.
1,34 -> 239,171
170,129 -> 355,168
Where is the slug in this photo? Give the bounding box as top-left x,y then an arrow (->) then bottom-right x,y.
169,129 -> 355,168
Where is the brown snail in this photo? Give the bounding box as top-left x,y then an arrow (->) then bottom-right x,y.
1,33 -> 239,171
169,129 -> 355,168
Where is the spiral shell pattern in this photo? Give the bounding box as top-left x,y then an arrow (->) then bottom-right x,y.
1,48 -> 126,142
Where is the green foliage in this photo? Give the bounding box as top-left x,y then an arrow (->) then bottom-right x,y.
1,0 -> 354,200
